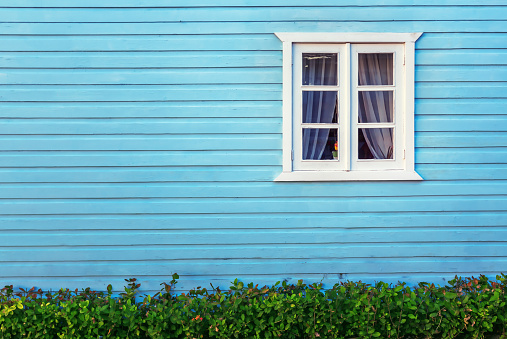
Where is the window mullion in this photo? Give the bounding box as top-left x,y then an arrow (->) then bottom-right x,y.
343,43 -> 351,172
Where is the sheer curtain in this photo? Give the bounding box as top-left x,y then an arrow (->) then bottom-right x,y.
358,54 -> 393,159
302,55 -> 337,160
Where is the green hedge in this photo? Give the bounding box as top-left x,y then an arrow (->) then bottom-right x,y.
1,274 -> 506,338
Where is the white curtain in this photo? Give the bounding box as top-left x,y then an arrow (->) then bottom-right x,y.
302,55 -> 337,160
358,54 -> 394,159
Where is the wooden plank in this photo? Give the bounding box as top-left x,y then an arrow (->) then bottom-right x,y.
0,35 -> 281,52
0,68 -> 281,85
0,118 -> 282,134
417,33 -> 507,49
0,181 -> 504,199
3,1 -> 507,7
0,196 -> 504,215
0,167 -> 280,183
4,116 -> 503,135
1,7 -> 506,23
1,21 -> 506,35
3,243 -> 507,262
2,50 -> 505,70
0,51 -> 282,68
0,84 -> 282,102
416,99 -> 507,115
0,135 -> 282,151
1,211 -> 505,230
416,66 -> 507,82
4,67 -> 507,85
2,84 -> 507,102
0,150 -> 281,167
416,132 -> 507,147
416,82 -> 507,99
0,132 -> 503,150
2,258 -> 507,277
0,164 -> 504,182
417,148 -> 507,164
0,34 -> 507,52
0,100 -> 502,118
417,50 -> 507,66
0,102 -> 282,118
0,149 -> 504,167
417,164 -> 507,180
1,34 -> 506,52
416,116 -> 507,132
7,228 -> 507,247
2,83 -> 506,103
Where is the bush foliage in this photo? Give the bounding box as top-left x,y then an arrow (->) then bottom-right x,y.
1,274 -> 506,338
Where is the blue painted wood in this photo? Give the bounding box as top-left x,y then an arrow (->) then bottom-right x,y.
0,196 -> 504,215
4,1 -> 507,7
3,227 -> 507,245
5,66 -> 507,84
1,7 -> 506,22
3,258 -> 507,277
0,69 -> 281,85
416,116 -> 507,131
1,100 -> 503,118
0,165 -> 505,183
0,84 -> 282,101
0,148 -> 504,167
4,117 -> 505,135
416,99 -> 506,115
417,66 -> 507,82
0,102 -> 282,118
1,2 -> 506,294
1,21 -> 506,35
417,50 -> 507,66
0,118 -> 282,134
1,212 -> 506,230
3,243 -> 507,263
2,50 -> 506,70
1,34 -> 506,52
0,181 -> 505,199
0,135 -> 282,151
0,35 -> 282,52
1,132 -> 504,150
3,83 -> 507,101
0,51 -> 283,68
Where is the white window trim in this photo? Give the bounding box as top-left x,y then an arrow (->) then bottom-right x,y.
274,32 -> 423,182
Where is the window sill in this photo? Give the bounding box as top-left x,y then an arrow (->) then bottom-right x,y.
274,170 -> 423,182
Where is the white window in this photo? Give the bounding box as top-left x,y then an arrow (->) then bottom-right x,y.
275,33 -> 423,181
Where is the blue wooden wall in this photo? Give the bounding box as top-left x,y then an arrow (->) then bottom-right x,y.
0,1 -> 506,293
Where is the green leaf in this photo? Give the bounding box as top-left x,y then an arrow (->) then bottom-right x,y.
490,292 -> 499,302
444,292 -> 457,299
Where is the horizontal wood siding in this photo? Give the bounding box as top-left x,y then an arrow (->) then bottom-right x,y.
0,1 -> 506,293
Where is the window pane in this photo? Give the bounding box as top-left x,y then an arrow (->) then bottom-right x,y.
302,128 -> 338,160
303,91 -> 338,123
358,128 -> 394,159
303,53 -> 338,86
358,53 -> 393,86
358,91 -> 393,123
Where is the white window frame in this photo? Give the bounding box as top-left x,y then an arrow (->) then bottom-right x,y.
274,32 -> 423,181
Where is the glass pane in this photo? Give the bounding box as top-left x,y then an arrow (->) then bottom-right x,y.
358,53 -> 393,86
303,53 -> 338,86
302,128 -> 338,160
303,91 -> 338,123
358,128 -> 394,159
358,91 -> 393,123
